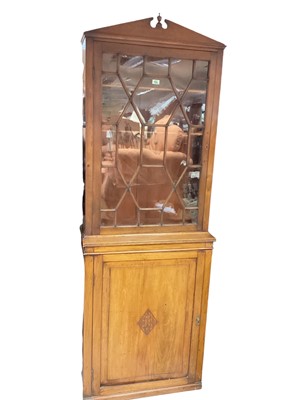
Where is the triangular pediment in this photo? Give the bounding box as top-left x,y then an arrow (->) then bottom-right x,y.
83,16 -> 225,51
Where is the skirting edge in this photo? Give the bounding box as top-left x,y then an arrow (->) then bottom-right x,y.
84,381 -> 202,400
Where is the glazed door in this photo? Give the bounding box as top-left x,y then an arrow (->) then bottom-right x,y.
91,252 -> 207,397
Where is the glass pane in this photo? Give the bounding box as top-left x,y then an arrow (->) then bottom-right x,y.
182,80 -> 206,127
189,134 -> 203,165
133,76 -> 177,124
117,105 -> 141,149
145,56 -> 169,76
169,106 -> 189,133
100,52 -> 209,227
102,53 -> 117,72
171,58 -> 193,95
119,54 -> 143,93
182,167 -> 200,224
140,209 -> 161,226
101,162 -> 125,209
100,210 -> 116,227
161,190 -> 185,225
102,73 -> 128,124
194,60 -> 209,80
116,191 -> 138,226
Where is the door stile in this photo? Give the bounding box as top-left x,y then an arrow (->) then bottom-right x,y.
196,249 -> 212,380
187,250 -> 205,381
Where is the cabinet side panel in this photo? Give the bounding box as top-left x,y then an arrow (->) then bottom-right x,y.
202,51 -> 224,230
83,255 -> 94,396
84,38 -> 95,235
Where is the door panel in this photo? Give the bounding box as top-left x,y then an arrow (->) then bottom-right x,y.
100,258 -> 197,385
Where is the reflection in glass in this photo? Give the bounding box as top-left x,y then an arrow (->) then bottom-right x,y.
189,135 -> 203,165
100,52 -> 209,227
119,55 -> 143,93
171,59 -> 193,95
194,60 -> 209,80
145,56 -> 169,76
134,77 -> 176,124
102,73 -> 128,123
102,53 -> 117,72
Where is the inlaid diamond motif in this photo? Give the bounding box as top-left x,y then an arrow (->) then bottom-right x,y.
137,309 -> 158,335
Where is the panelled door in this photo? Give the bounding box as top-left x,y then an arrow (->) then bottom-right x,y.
91,251 -> 209,397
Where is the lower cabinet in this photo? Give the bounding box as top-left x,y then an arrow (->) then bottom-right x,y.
82,240 -> 213,400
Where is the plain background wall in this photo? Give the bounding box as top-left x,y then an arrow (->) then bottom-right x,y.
1,1 -> 300,399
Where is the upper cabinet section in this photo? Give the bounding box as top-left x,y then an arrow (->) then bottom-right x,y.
82,16 -> 225,235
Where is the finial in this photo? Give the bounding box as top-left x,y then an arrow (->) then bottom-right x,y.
156,13 -> 162,28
